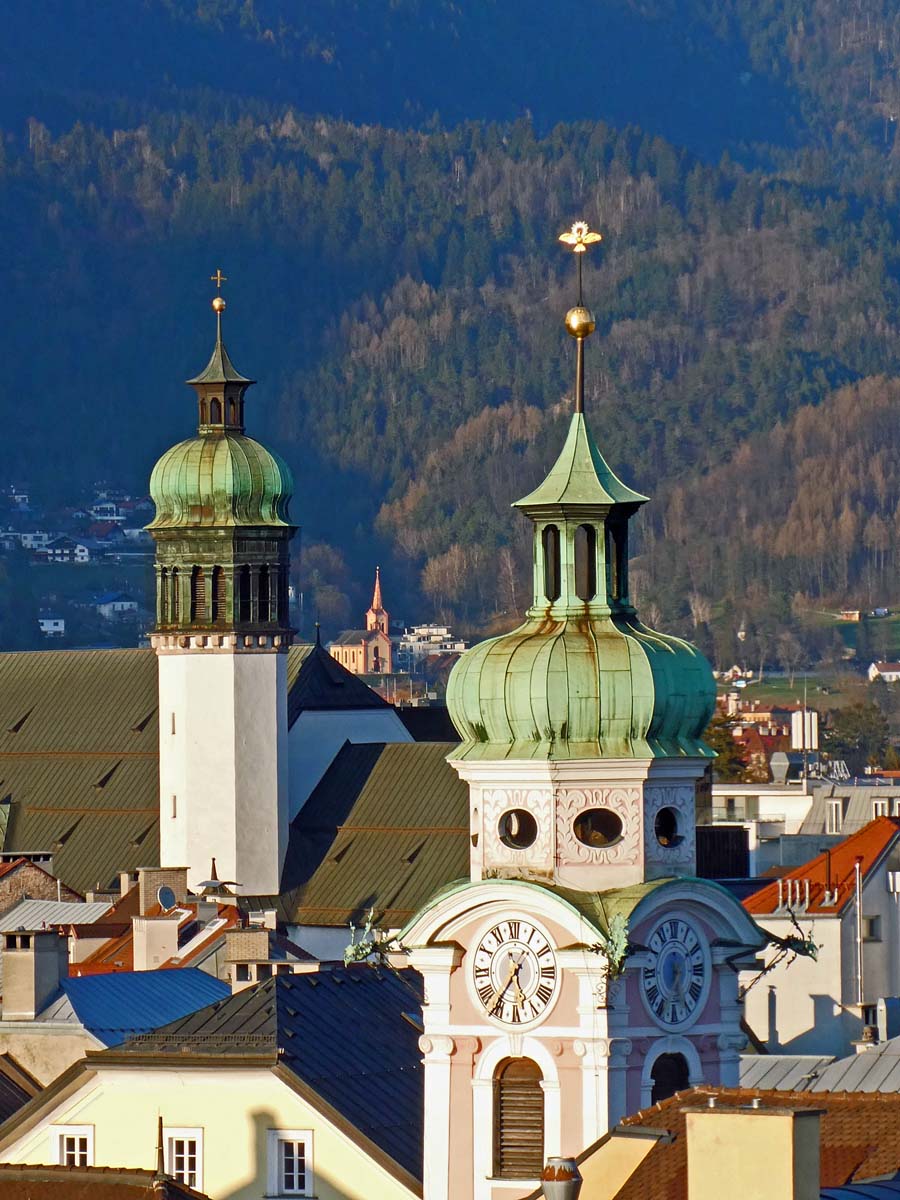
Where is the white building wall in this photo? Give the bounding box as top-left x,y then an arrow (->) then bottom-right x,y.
286,709 -> 413,819
158,650 -> 288,895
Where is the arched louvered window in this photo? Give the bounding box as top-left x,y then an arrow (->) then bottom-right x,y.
211,566 -> 226,623
171,568 -> 180,622
493,1058 -> 544,1179
574,523 -> 597,602
606,518 -> 628,602
541,525 -> 560,603
210,398 -> 222,424
199,399 -> 209,425
227,398 -> 237,425
238,566 -> 251,622
258,566 -> 270,622
190,566 -> 206,623
159,568 -> 168,624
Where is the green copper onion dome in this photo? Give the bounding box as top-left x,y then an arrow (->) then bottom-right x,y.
147,434 -> 293,529
446,224 -> 714,762
147,293 -> 293,531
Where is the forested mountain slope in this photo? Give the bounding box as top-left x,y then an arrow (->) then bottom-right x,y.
0,2 -> 898,643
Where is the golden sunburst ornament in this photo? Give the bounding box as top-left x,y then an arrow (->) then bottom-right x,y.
558,220 -> 603,254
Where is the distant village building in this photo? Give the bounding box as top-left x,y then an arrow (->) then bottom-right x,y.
42,536 -> 90,564
37,612 -> 65,639
94,592 -> 138,620
869,661 -> 900,683
329,566 -> 393,675
395,622 -> 467,672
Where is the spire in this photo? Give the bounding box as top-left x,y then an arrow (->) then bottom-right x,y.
365,565 -> 389,635
186,270 -> 254,388
372,565 -> 383,612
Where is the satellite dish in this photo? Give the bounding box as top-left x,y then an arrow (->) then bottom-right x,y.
157,885 -> 177,911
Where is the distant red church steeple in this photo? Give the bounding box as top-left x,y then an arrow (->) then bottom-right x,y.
366,566 -> 389,636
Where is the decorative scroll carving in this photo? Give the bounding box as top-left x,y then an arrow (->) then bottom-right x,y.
483,788 -> 552,864
644,784 -> 696,865
556,787 -> 641,865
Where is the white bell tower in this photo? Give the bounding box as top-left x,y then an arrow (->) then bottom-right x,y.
147,275 -> 296,895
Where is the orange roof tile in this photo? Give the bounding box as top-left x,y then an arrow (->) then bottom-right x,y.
744,815 -> 900,916
610,1087 -> 900,1200
71,900 -> 239,976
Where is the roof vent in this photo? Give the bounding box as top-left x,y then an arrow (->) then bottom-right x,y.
6,709 -> 33,735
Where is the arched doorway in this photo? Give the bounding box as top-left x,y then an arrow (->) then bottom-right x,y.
650,1052 -> 690,1104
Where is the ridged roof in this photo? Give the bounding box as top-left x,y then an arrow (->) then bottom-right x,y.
270,741 -> 469,926
0,645 -> 385,893
102,968 -> 424,1183
185,333 -> 253,385
147,433 -> 293,529
744,816 -> 900,916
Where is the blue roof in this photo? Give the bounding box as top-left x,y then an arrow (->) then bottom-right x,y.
822,1185 -> 900,1198
62,969 -> 230,1046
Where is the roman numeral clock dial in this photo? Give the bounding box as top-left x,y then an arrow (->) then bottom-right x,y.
472,920 -> 559,1026
639,917 -> 710,1029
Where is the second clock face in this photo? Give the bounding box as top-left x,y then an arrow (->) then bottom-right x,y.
472,919 -> 558,1025
640,916 -> 709,1029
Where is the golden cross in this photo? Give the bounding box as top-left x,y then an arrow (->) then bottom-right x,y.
210,268 -> 227,290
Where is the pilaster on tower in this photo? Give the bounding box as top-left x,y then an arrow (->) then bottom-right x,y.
146,275 -> 297,896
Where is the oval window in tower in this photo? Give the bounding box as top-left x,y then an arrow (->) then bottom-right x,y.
573,808 -> 623,848
654,806 -> 683,847
498,809 -> 538,850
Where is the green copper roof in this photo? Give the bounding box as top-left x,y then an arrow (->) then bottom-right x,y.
447,611 -> 715,761
147,433 -> 293,528
186,332 -> 253,385
514,412 -> 648,511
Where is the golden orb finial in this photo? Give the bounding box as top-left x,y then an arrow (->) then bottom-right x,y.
212,296 -> 226,313
565,305 -> 596,339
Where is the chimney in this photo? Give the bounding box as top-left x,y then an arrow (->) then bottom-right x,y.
686,1103 -> 821,1200
137,867 -> 189,916
2,931 -> 67,1020
133,914 -> 181,971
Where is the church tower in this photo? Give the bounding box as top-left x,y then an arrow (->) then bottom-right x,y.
402,225 -> 764,1200
146,275 -> 296,895
366,565 -> 389,635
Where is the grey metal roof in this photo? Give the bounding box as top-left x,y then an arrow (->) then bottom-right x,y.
262,741 -> 468,926
104,967 -> 424,1180
0,899 -> 112,931
0,644 -> 387,892
740,1055 -> 835,1091
742,1037 -> 900,1094
801,784 -> 900,837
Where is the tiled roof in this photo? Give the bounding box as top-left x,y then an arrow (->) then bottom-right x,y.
72,901 -> 241,975
287,641 -> 388,717
267,741 -> 468,926
0,645 -> 386,892
53,968 -> 230,1045
744,816 -> 900,916
330,629 -> 380,646
611,1087 -> 900,1200
102,967 -> 424,1182
0,1163 -> 210,1198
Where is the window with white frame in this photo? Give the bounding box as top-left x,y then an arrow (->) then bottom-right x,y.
165,1127 -> 203,1190
873,798 -> 890,818
267,1129 -> 313,1197
826,799 -> 844,835
50,1125 -> 93,1167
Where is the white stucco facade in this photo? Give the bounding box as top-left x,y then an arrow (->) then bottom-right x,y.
158,645 -> 289,895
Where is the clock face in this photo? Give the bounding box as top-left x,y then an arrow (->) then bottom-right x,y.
640,917 -> 709,1029
472,919 -> 558,1025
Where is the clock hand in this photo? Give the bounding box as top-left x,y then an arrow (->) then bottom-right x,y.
487,956 -> 518,1013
